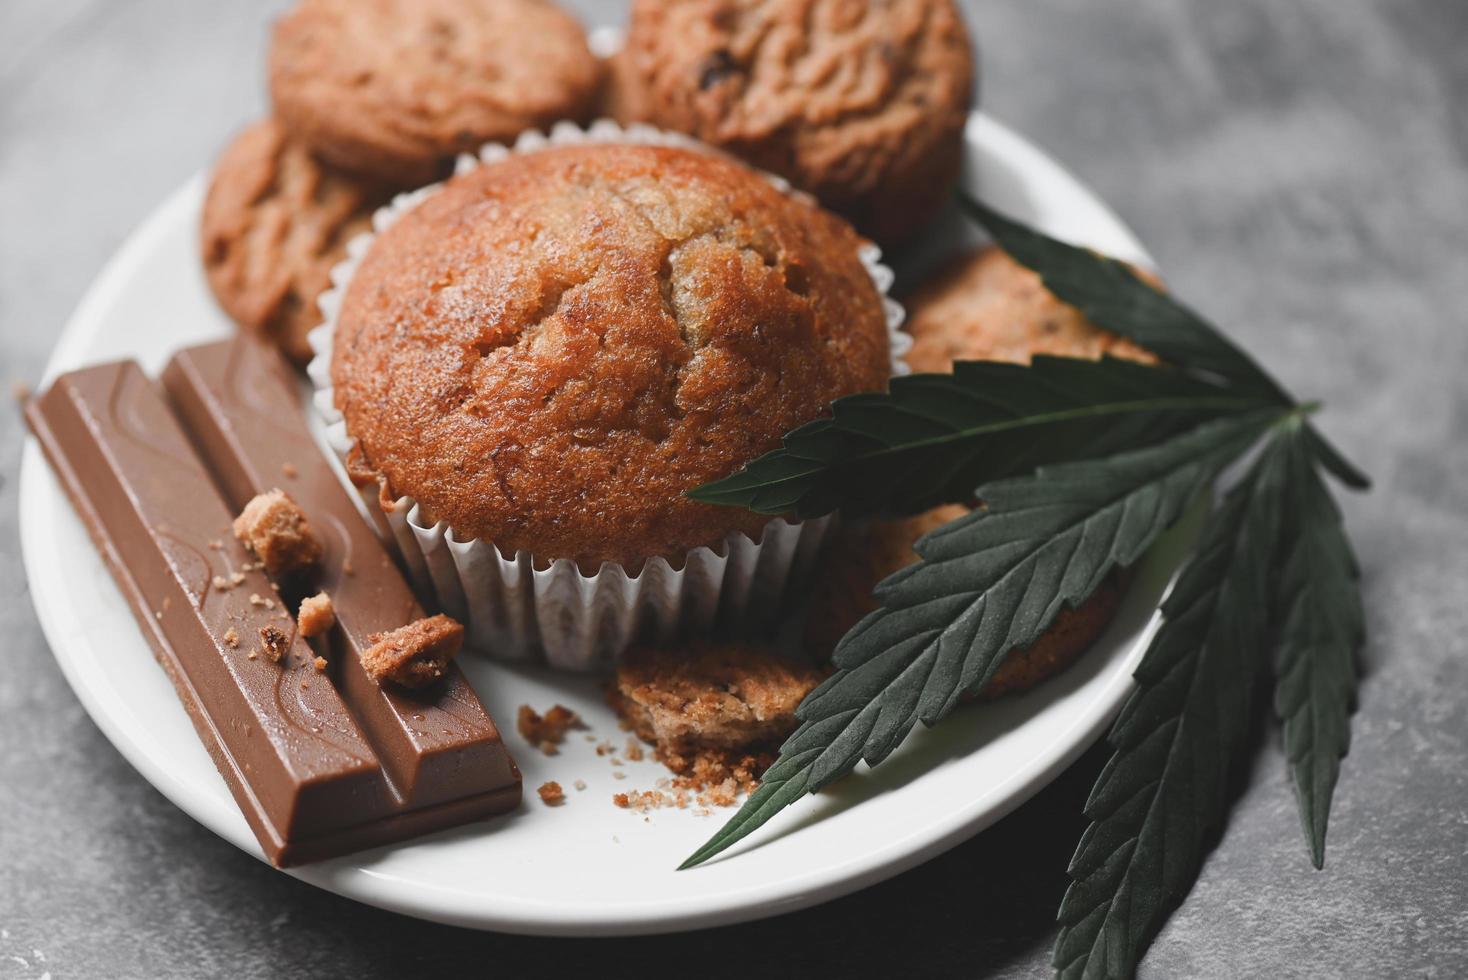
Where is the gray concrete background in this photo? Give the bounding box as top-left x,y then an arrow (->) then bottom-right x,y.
2,1 -> 1465,977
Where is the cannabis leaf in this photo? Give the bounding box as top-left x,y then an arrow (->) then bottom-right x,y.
691,356 -> 1275,519
1052,422 -> 1295,980
957,195 -> 1289,403
960,194 -> 1369,493
680,408 -> 1285,869
1272,427 -> 1364,869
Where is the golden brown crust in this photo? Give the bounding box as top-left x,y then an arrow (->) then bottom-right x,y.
617,0 -> 974,243
201,119 -> 394,366
332,143 -> 892,567
608,641 -> 826,763
905,246 -> 1157,373
268,0 -> 603,185
805,505 -> 1124,697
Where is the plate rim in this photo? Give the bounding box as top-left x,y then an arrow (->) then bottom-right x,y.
20,111 -> 1168,936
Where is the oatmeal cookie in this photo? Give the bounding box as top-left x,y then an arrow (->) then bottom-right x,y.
616,0 -> 975,244
805,505 -> 1125,698
269,0 -> 602,185
201,119 -> 394,366
608,641 -> 826,773
905,246 -> 1157,372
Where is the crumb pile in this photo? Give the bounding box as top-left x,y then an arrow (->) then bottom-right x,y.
517,704 -> 583,756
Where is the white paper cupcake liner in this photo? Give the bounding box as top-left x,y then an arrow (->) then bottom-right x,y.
307,119 -> 908,670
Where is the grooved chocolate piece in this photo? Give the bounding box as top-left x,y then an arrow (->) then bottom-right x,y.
26,361 -> 520,866
163,337 -> 517,807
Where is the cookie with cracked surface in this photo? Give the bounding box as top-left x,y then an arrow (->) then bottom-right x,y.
331,142 -> 892,568
200,118 -> 396,366
269,0 -> 603,185
904,246 -> 1158,373
608,640 -> 827,772
805,504 -> 1125,698
616,0 -> 975,244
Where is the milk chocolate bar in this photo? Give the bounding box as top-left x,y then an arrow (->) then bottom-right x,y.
26,361 -> 520,866
163,336 -> 517,806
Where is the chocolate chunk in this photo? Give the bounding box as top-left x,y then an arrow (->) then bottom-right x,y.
698,49 -> 740,90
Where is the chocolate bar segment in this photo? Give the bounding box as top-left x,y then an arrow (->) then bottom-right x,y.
26,361 -> 520,866
163,336 -> 518,807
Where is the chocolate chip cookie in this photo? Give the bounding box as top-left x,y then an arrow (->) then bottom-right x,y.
200,118 -> 395,366
269,0 -> 603,185
616,0 -> 975,244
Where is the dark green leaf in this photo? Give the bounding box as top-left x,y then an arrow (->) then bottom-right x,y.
959,194 -> 1292,405
691,355 -> 1272,519
1052,428 -> 1295,980
1272,427 -> 1365,868
680,409 -> 1285,870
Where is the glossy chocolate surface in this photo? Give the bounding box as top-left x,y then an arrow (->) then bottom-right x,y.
27,359 -> 520,866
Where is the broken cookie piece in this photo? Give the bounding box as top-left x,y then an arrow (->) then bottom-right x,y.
297,592 -> 335,638
517,704 -> 582,754
258,624 -> 290,663
360,614 -> 463,689
232,488 -> 323,577
537,781 -> 566,806
608,641 -> 827,785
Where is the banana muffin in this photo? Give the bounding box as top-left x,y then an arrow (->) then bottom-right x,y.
201,118 -> 396,365
330,141 -> 892,568
615,0 -> 975,244
805,505 -> 1125,698
269,0 -> 602,185
905,246 -> 1157,372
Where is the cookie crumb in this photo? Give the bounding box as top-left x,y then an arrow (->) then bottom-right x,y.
624,738 -> 644,762
223,628 -> 240,648
297,592 -> 335,638
314,656 -> 328,672
281,462 -> 298,478
232,489 -> 323,576
537,781 -> 566,806
208,539 -> 224,550
259,625 -> 290,663
574,779 -> 587,791
360,614 -> 462,688
212,575 -> 229,591
613,771 -> 626,780
517,704 -> 582,753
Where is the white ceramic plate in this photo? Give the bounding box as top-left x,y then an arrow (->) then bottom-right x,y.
20,113 -> 1178,936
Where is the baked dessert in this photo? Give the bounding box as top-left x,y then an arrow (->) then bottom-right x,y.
608,640 -> 826,779
201,118 -> 395,365
805,505 -> 1125,698
615,0 -> 974,244
905,246 -> 1157,372
269,0 -> 603,185
329,141 -> 892,568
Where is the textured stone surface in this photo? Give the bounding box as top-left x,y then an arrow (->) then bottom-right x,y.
2,1 -> 1465,977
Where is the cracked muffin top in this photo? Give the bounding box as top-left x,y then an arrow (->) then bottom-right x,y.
613,0 -> 974,244
269,0 -> 602,185
331,142 -> 891,567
